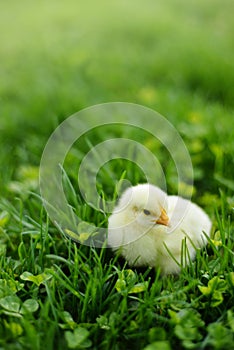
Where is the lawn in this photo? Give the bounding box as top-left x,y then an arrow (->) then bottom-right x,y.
0,0 -> 234,349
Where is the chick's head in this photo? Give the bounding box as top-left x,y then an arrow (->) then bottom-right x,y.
116,184 -> 169,229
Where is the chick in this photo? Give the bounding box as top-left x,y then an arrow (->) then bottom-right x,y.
108,184 -> 211,274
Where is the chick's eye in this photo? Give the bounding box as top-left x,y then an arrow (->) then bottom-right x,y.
143,209 -> 151,216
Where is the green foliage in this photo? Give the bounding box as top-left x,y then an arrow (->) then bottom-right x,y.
203,322 -> 234,350
115,268 -> 149,294
20,271 -> 53,287
169,308 -> 205,348
0,0 -> 234,349
65,327 -> 92,349
198,276 -> 228,307
143,341 -> 172,350
0,295 -> 39,317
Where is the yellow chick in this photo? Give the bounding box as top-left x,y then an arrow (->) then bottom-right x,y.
108,184 -> 211,274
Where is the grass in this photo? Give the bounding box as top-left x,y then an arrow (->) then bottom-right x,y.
0,0 -> 234,349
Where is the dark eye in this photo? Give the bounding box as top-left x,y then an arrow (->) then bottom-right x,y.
143,209 -> 151,216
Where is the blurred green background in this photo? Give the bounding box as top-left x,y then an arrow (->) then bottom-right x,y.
0,2 -> 234,349
0,0 -> 233,194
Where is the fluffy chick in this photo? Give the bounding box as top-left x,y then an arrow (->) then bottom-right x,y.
108,184 -> 211,274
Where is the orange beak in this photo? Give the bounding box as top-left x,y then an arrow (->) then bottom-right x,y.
155,208 -> 169,226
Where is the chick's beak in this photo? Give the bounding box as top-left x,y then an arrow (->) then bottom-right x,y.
155,208 -> 169,226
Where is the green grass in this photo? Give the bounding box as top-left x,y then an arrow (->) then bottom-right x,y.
0,0 -> 234,349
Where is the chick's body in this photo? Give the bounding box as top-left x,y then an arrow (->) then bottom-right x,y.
108,184 -> 211,274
